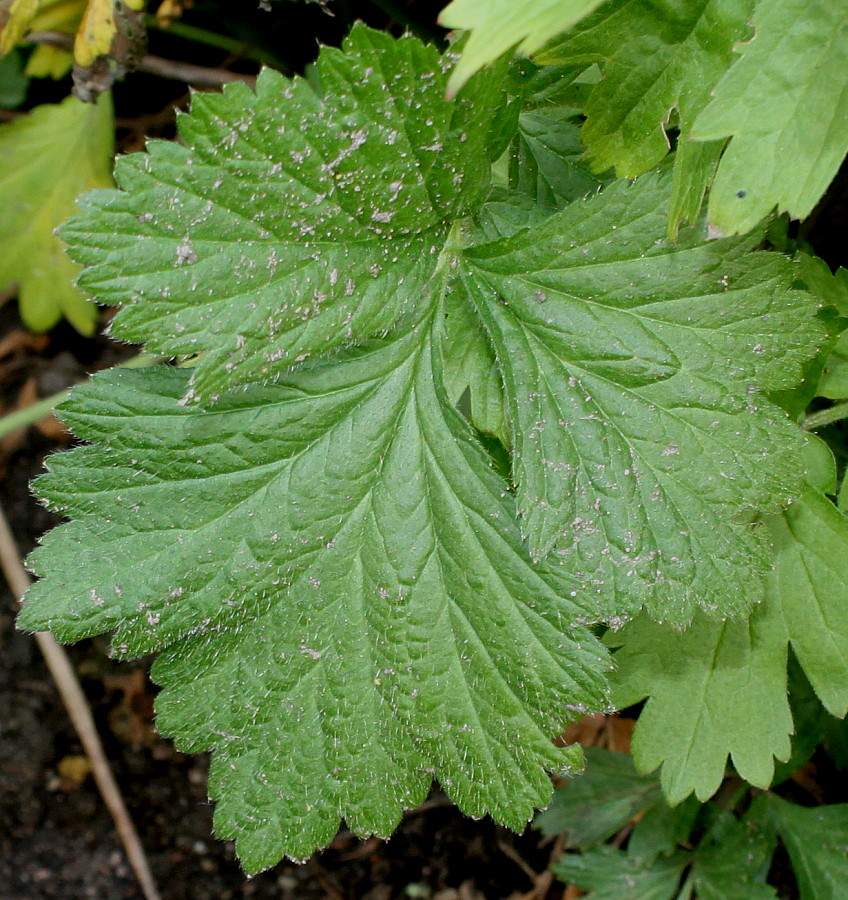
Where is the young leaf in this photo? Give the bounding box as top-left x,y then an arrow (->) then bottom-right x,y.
767,483 -> 848,717
21,326 -> 608,871
509,104 -> 606,208
608,604 -> 793,803
60,25 -> 507,403
691,0 -> 848,236
610,478 -> 848,802
438,0 -> 605,95
798,258 -> 848,401
464,174 -> 820,622
0,92 -> 112,333
441,285 -> 508,443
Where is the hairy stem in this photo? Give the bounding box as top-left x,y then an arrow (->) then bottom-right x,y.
803,401 -> 848,431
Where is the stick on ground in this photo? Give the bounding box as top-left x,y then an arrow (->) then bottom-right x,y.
0,504 -> 161,900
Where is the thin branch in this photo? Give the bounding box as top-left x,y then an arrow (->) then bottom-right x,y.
26,31 -> 256,87
0,391 -> 70,440
0,504 -> 161,900
0,352 -> 165,441
144,16 -> 291,72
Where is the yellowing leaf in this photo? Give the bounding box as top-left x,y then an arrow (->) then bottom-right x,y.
26,0 -> 85,76
0,0 -> 39,54
0,93 -> 113,333
74,0 -> 116,66
29,0 -> 85,30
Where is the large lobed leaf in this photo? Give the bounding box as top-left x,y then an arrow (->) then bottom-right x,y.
24,327 -> 607,869
62,26 -> 508,402
22,25 -> 826,867
464,175 -> 819,622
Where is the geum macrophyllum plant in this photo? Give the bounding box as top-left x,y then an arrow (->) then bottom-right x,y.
18,24 -> 830,873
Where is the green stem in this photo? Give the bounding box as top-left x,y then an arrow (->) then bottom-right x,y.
803,401 -> 848,431
0,352 -> 161,441
144,17 -> 290,71
145,17 -> 244,53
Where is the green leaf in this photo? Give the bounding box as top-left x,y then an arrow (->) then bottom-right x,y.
539,0 -> 755,232
627,794 -> 702,867
464,174 -> 820,622
21,325 -> 608,871
535,747 -> 668,847
800,434 -> 837,496
611,480 -> 848,802
692,815 -> 777,900
796,257 -> 848,317
0,48 -> 27,108
817,333 -> 848,401
509,105 -> 607,208
608,604 -> 793,803
0,92 -> 112,333
771,656 -> 834,786
540,0 -> 754,175
22,26 -> 831,870
438,0 -> 605,95
691,0 -> 848,236
767,484 -> 848,717
441,284 -> 508,442
553,844 -> 689,900
753,794 -> 848,900
60,26 -> 508,403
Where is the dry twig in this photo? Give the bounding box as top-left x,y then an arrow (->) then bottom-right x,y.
26,31 -> 257,88
0,504 -> 161,900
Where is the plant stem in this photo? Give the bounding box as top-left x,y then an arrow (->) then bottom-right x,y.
803,401 -> 848,431
145,17 -> 291,71
0,352 -> 161,441
145,17 -> 246,54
